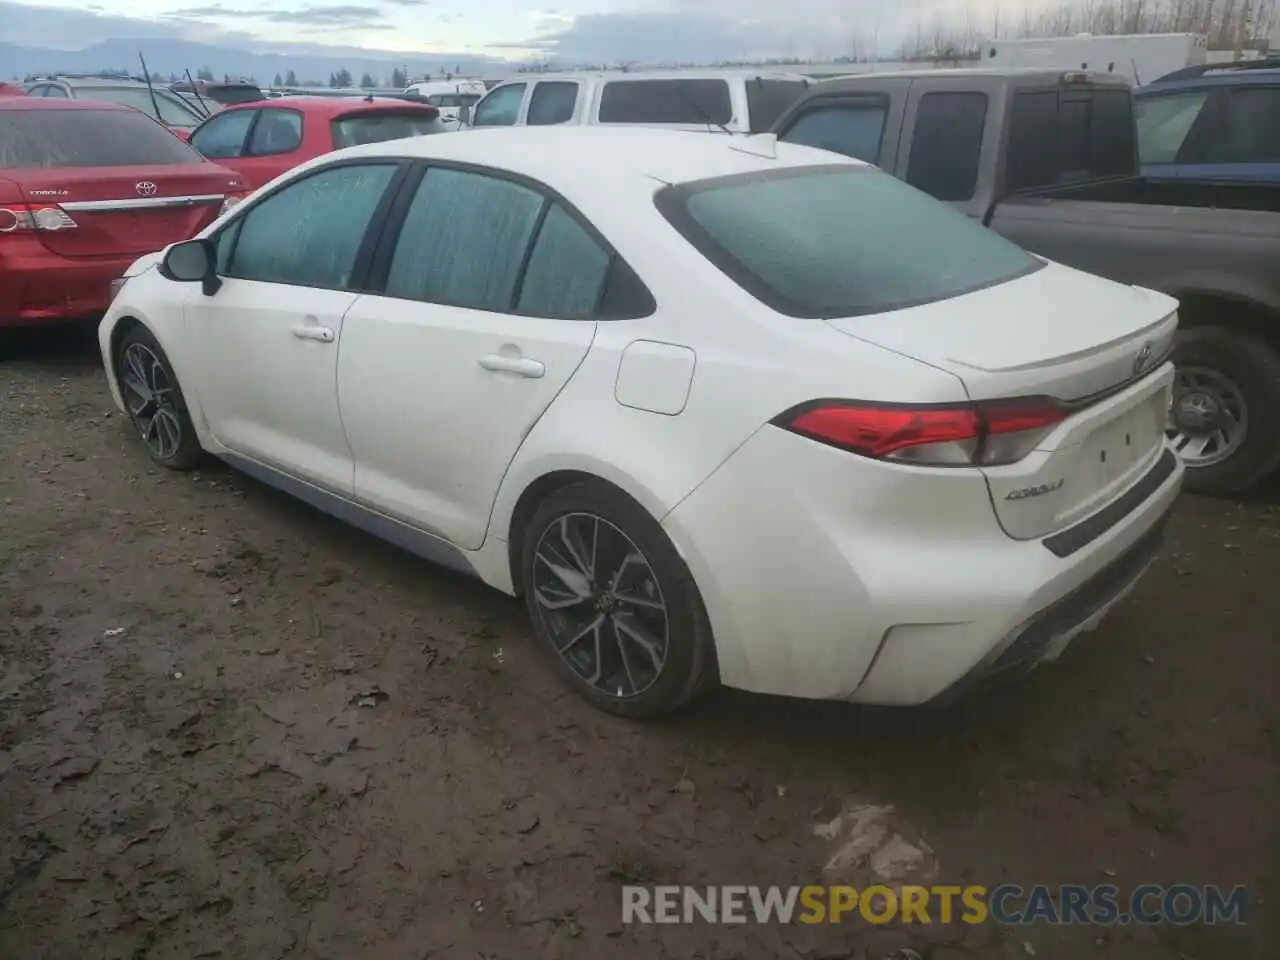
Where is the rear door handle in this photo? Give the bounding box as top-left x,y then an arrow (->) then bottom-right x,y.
292,320 -> 335,343
479,354 -> 545,378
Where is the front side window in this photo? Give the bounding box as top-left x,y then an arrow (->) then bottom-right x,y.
471,83 -> 526,126
191,109 -> 256,159
656,165 -> 1040,319
780,102 -> 887,164
906,91 -> 987,202
1135,90 -> 1210,164
246,108 -> 302,156
222,163 -> 397,289
745,78 -> 809,132
598,78 -> 732,125
517,204 -> 611,317
527,82 -> 578,126
0,108 -> 204,167
385,167 -> 544,310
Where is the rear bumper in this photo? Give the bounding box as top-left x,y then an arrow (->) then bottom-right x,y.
0,247 -> 133,328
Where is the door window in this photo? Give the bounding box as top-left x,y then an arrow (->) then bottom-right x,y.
222,162 -> 398,289
190,109 -> 257,158
905,91 -> 987,202
780,102 -> 887,164
471,83 -> 526,126
745,78 -> 809,132
1135,90 -> 1210,164
527,81 -> 578,125
1189,87 -> 1280,164
384,167 -> 544,311
516,204 -> 611,318
245,108 -> 303,156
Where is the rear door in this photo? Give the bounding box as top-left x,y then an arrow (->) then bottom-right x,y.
0,106 -> 242,258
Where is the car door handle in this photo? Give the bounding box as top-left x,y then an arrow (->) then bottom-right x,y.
478,354 -> 545,378
292,322 -> 335,343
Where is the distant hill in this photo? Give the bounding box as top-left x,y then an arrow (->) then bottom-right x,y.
0,38 -> 516,85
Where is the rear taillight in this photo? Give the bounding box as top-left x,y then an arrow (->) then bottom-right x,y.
0,205 -> 77,234
775,398 -> 1070,467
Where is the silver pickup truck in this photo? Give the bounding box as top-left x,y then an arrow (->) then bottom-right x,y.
772,68 -> 1280,496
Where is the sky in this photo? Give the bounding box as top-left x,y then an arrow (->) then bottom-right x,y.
0,0 -> 1010,61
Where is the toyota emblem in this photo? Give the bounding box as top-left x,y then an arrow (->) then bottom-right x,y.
1132,341 -> 1153,376
135,181 -> 158,197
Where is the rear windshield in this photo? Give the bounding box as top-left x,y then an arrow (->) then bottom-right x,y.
598,79 -> 732,126
0,108 -> 205,168
208,86 -> 263,105
656,165 -> 1042,318
745,78 -> 809,132
331,111 -> 446,148
1006,87 -> 1136,191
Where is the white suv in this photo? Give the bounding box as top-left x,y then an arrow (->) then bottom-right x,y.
462,70 -> 811,134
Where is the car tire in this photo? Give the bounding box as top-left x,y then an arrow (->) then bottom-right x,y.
520,480 -> 718,719
115,324 -> 204,471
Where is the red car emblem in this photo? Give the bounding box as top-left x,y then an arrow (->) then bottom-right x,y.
135,181 -> 158,197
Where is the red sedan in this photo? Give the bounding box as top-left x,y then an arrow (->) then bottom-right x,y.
1,99 -> 246,328
187,95 -> 446,189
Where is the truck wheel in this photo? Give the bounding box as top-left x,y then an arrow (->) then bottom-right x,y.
1168,326 -> 1280,495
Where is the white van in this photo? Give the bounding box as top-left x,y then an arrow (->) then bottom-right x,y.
461,70 -> 811,133
403,78 -> 488,127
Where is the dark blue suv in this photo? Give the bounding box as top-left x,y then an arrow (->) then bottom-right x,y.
1135,58 -> 1280,185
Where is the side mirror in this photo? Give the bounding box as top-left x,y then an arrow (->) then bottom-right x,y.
160,238 -> 221,296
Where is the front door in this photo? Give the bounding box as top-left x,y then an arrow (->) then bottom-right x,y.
184,159 -> 405,493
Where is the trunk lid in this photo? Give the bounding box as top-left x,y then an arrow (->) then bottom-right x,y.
16,163 -> 240,258
826,261 -> 1179,540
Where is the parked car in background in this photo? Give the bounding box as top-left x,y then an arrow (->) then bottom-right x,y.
22,75 -> 208,138
1,99 -> 245,329
187,95 -> 445,189
402,78 -> 485,127
1135,57 -> 1280,185
100,126 -> 1180,718
463,70 -> 810,133
171,79 -> 264,108
772,68 -> 1280,496
0,82 -> 26,97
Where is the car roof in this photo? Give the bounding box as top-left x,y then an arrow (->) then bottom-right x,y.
0,97 -> 133,112
490,69 -> 811,84
813,66 -> 1132,86
214,95 -> 438,117
1139,69 -> 1280,92
331,125 -> 858,189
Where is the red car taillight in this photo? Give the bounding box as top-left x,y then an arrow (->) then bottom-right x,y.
0,204 -> 78,235
775,398 -> 1070,467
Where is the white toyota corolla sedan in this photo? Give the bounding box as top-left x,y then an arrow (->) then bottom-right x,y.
99,126 -> 1183,718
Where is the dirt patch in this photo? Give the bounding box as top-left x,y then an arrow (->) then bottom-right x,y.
1,333 -> 1276,959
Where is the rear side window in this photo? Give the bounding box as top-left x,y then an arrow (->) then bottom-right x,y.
0,108 -> 204,167
331,111 -> 445,148
191,109 -> 256,158
528,81 -> 578,125
516,204 -> 611,317
745,79 -> 809,132
781,102 -> 887,164
1135,90 -> 1209,164
1007,87 -> 1136,191
247,109 -> 302,155
656,165 -> 1041,319
1192,87 -> 1280,163
598,79 -> 732,126
905,92 -> 987,202
385,167 -> 544,311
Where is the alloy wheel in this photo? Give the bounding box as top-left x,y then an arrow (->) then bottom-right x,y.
1167,364 -> 1249,468
120,342 -> 183,460
530,512 -> 670,699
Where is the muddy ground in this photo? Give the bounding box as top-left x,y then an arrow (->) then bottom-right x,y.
1,329 -> 1276,960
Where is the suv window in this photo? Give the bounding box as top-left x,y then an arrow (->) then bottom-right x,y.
517,204 -> 611,317
331,110 -> 446,147
246,108 -> 302,155
1135,90 -> 1210,164
385,167 -> 544,310
191,109 -> 256,158
906,91 -> 987,202
1188,87 -> 1280,163
656,165 -> 1040,319
598,78 -> 732,125
223,163 -> 397,288
745,78 -> 809,132
471,83 -> 526,126
527,81 -> 578,125
0,107 -> 204,167
780,101 -> 887,164
1006,87 -> 1135,191
79,86 -> 202,129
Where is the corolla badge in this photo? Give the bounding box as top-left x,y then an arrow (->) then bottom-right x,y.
135,181 -> 158,197
1132,341 -> 1154,376
1005,478 -> 1065,501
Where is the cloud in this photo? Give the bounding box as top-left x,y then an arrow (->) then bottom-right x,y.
384,0 -> 429,5
168,3 -> 388,27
